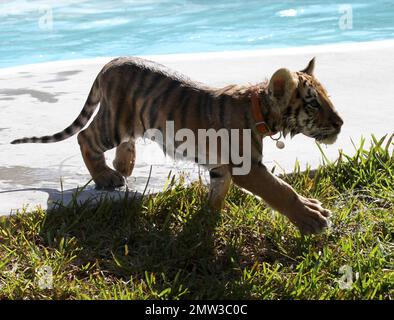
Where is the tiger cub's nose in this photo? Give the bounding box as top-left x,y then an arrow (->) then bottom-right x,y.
332,115 -> 344,132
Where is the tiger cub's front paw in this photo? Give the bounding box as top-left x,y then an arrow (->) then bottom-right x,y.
286,196 -> 332,235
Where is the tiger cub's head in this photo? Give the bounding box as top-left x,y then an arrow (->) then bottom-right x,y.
268,58 -> 343,145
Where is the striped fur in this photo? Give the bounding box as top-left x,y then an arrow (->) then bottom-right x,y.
11,57 -> 344,234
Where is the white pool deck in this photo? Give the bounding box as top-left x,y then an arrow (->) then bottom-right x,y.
1,40 -> 394,215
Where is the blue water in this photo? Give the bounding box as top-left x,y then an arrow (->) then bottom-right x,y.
1,0 -> 394,68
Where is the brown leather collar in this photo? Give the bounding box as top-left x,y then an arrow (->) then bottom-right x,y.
250,87 -> 274,136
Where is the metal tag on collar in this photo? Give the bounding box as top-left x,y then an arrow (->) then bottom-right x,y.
270,132 -> 285,149
256,121 -> 285,149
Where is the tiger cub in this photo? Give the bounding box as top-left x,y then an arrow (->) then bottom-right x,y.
12,57 -> 343,235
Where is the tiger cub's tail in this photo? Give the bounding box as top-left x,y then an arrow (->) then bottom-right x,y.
11,76 -> 101,144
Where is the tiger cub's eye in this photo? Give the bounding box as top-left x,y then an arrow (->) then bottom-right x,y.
308,100 -> 320,109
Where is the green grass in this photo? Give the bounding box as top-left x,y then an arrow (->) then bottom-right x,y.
0,135 -> 393,300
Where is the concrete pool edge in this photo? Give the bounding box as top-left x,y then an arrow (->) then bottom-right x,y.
1,39 -> 394,74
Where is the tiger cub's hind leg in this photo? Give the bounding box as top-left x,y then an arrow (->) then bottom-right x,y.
113,140 -> 136,177
77,127 -> 125,190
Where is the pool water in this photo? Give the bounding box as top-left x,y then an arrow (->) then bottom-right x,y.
1,0 -> 394,68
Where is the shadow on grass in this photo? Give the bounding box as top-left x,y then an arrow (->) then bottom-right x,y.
0,178 -> 321,298
38,184 -> 261,299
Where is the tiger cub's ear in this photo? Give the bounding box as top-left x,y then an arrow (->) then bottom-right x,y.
268,68 -> 299,109
300,57 -> 316,75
